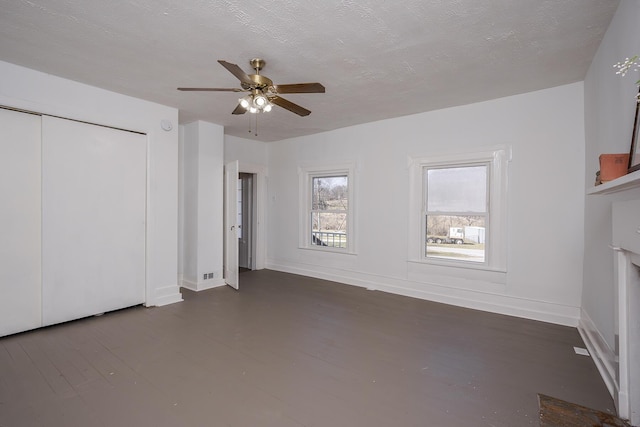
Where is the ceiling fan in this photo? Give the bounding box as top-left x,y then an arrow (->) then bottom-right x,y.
178,58 -> 325,116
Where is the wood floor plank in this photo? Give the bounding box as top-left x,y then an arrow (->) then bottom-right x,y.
0,270 -> 617,426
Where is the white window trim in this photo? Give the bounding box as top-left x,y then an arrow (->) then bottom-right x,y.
408,146 -> 510,272
298,162 -> 356,254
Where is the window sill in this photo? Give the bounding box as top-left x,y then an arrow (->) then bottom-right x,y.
299,246 -> 358,256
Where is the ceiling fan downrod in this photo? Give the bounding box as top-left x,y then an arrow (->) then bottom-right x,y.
249,58 -> 265,74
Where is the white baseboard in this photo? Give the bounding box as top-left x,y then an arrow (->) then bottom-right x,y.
578,308 -> 618,401
181,277 -> 226,292
266,259 -> 580,327
146,284 -> 183,307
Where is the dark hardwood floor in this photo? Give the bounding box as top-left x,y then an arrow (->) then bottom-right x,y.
0,270 -> 615,426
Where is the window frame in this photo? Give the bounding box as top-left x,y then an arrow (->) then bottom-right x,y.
299,163 -> 356,254
424,163 -> 490,265
408,147 -> 510,272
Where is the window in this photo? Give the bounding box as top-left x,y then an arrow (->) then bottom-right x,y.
299,164 -> 355,253
409,147 -> 509,271
312,175 -> 348,248
425,165 -> 487,263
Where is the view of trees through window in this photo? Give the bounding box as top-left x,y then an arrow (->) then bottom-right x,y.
311,175 -> 348,248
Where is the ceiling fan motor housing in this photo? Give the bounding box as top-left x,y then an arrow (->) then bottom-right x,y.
242,74 -> 274,92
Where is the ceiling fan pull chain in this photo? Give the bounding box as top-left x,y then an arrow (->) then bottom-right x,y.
254,113 -> 259,137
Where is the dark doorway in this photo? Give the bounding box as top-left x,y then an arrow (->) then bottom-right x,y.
238,173 -> 254,270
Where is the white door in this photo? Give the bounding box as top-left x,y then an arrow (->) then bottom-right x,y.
224,160 -> 239,289
0,109 -> 42,337
41,116 -> 147,326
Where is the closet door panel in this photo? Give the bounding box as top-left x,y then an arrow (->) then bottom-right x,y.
42,116 -> 146,326
0,109 -> 42,336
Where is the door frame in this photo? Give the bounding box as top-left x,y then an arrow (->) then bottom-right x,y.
224,160 -> 239,289
237,161 -> 267,270
238,173 -> 254,270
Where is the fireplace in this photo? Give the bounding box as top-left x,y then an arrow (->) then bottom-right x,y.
612,198 -> 640,425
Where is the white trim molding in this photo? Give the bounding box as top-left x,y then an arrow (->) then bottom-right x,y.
578,307 -> 618,402
408,145 -> 511,272
181,277 -> 226,292
238,161 -> 268,270
298,162 -> 357,254
149,284 -> 184,307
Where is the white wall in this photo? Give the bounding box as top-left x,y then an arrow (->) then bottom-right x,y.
179,121 -> 225,290
178,130 -> 268,287
267,83 -> 586,326
582,0 -> 640,394
0,109 -> 42,336
181,123 -> 198,285
0,60 -> 182,307
225,135 -> 268,166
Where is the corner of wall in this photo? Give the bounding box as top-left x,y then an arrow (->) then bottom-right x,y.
181,277 -> 226,292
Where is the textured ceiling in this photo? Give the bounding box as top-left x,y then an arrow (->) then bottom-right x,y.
0,0 -> 619,142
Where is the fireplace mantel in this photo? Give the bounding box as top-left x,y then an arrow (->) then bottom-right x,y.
587,169 -> 640,195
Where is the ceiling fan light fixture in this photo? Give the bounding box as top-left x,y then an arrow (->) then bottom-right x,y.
253,94 -> 268,108
239,96 -> 251,109
243,91 -> 272,113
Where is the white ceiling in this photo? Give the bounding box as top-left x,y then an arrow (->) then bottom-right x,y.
0,0 -> 619,142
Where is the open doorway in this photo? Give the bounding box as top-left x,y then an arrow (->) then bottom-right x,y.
238,173 -> 255,272
225,162 -> 266,284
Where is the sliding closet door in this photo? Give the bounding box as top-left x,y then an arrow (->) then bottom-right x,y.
0,109 -> 42,336
42,116 -> 146,326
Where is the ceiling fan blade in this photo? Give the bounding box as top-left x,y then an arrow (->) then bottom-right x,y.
232,104 -> 247,115
218,60 -> 253,86
271,96 -> 311,116
273,83 -> 325,94
177,87 -> 245,92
